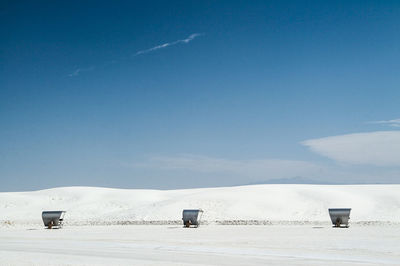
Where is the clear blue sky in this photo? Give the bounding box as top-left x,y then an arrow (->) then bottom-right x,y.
1,0 -> 400,191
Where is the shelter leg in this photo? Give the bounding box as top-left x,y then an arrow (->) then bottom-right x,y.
48,220 -> 54,229
335,218 -> 341,227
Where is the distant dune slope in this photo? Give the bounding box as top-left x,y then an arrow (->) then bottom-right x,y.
0,185 -> 399,225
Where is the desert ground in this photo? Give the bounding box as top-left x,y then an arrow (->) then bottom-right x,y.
1,224 -> 399,265
1,185 -> 399,265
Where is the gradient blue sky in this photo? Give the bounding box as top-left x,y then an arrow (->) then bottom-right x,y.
1,0 -> 400,191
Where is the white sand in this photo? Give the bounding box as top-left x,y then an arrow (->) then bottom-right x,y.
0,224 -> 399,265
1,185 -> 400,226
1,185 -> 400,265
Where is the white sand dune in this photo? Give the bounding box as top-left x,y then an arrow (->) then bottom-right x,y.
1,184 -> 399,226
1,185 -> 400,265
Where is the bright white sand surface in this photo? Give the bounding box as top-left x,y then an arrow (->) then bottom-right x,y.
0,185 -> 399,265
1,185 -> 400,226
0,225 -> 399,265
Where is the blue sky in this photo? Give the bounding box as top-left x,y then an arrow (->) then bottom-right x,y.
1,1 -> 400,191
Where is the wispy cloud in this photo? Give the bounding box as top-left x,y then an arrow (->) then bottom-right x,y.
134,33 -> 203,56
132,154 -> 321,179
302,131 -> 400,166
68,66 -> 95,77
368,118 -> 400,127
68,33 -> 203,77
128,153 -> 400,185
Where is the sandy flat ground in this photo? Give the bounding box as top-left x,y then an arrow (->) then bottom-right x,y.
0,224 -> 399,265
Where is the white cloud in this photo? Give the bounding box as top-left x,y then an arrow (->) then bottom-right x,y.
68,33 -> 203,77
128,153 -> 400,184
134,33 -> 203,56
68,66 -> 95,77
133,154 -> 321,179
368,118 -> 400,127
302,131 -> 400,166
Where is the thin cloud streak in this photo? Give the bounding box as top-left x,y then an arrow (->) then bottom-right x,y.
68,66 -> 95,77
134,33 -> 203,56
127,154 -> 400,184
68,33 -> 203,77
132,154 -> 321,179
368,118 -> 400,127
